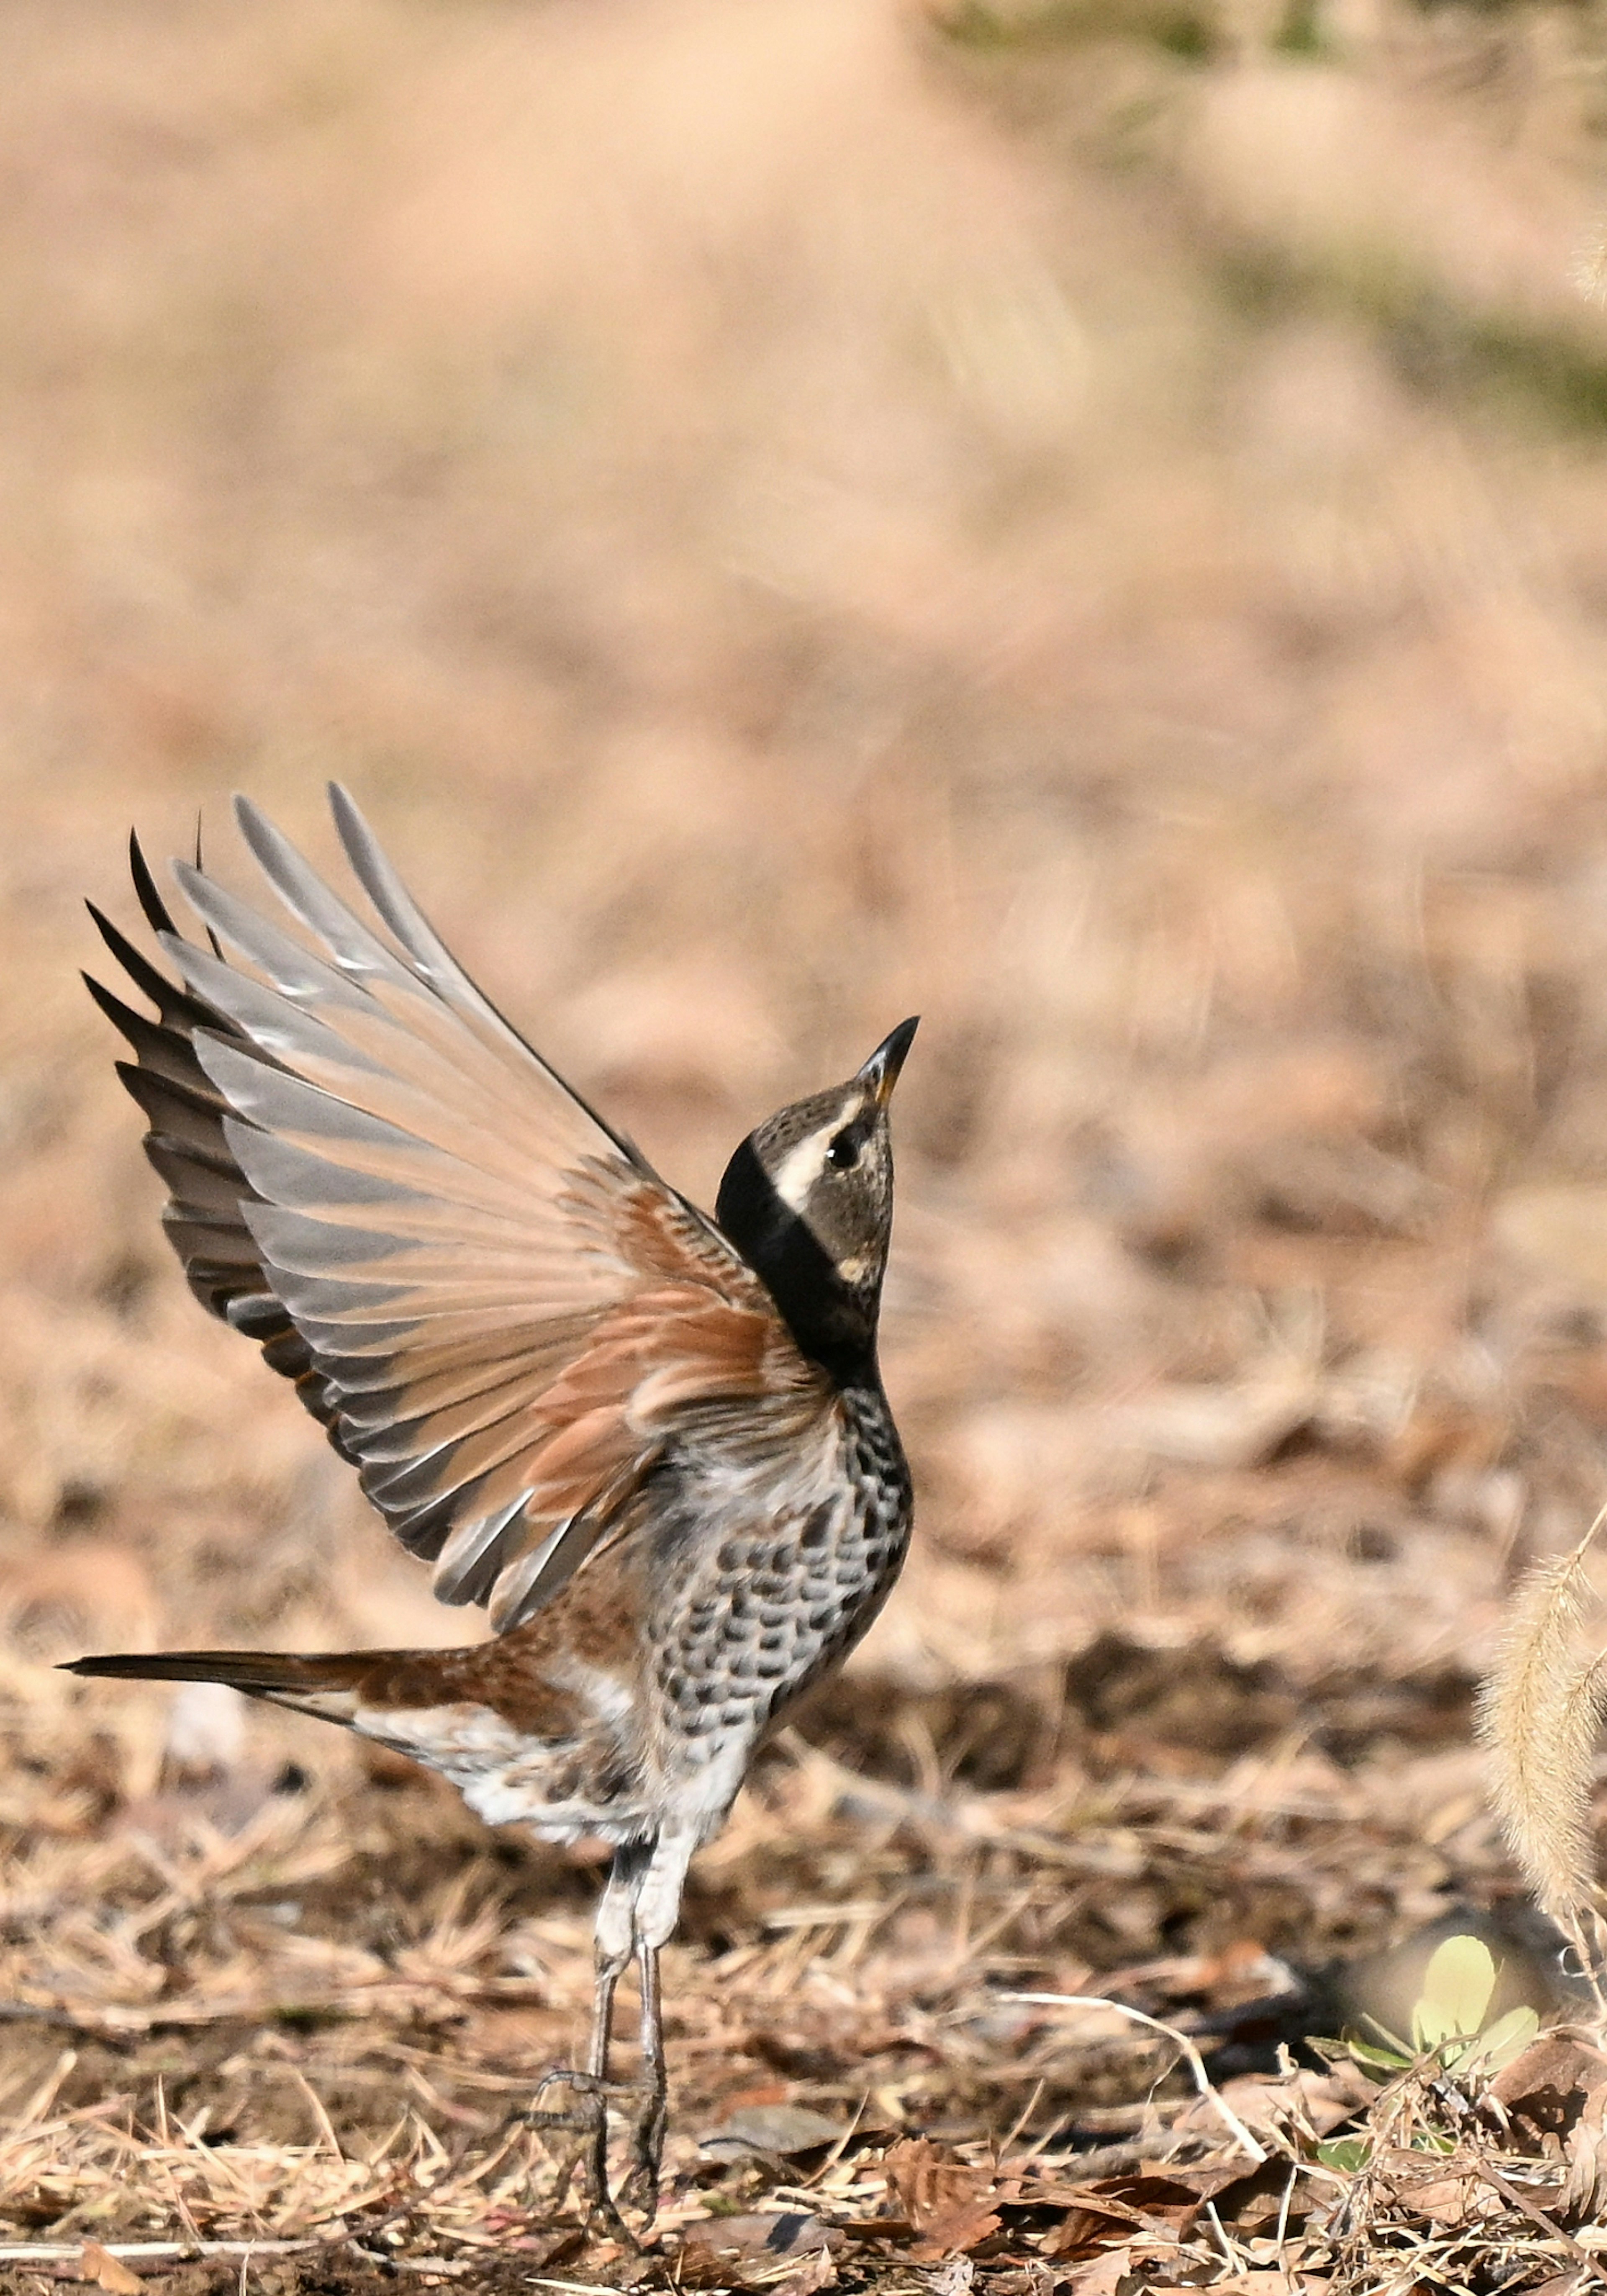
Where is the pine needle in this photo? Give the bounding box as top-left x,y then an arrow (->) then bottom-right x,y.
1477,1508 -> 1607,1925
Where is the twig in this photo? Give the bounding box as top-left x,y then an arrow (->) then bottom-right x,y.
1202,2198 -> 1241,2273
1004,1993 -> 1269,2165
997,2076 -> 1047,2161
1475,2160 -> 1598,2275
801,2091 -> 870,2186
1273,2162 -> 1298,2254
288,2067 -> 346,2162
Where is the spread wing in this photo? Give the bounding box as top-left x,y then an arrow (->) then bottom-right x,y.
86,786 -> 831,1633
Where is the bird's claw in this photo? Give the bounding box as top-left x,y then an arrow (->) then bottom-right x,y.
528,2067 -> 642,2109
520,2070 -> 632,2243
619,2085 -> 667,2219
521,2066 -> 662,2240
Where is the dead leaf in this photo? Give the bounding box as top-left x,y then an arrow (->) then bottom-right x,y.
1490,2032 -> 1607,2163
881,2137 -> 1010,2260
700,2103 -> 845,2159
1171,2065 -> 1366,2144
988,2268 -> 1058,2296
683,2214 -> 840,2265
1037,2168 -> 1237,2233
774,2246 -> 837,2295
1491,2031 -> 1607,2102
927,2263 -> 975,2296
1042,2209 -> 1135,2261
910,2209 -> 1002,2264
1124,2162 -> 1256,2203
1392,2171 -> 1484,2226
676,2239 -> 738,2290
674,2231 -> 837,2296
1065,2243 -> 1139,2293
707,2103 -> 854,2158
1561,2070 -> 1607,2218
78,2247 -> 142,2295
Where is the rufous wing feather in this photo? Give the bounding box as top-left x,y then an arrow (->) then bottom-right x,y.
87,788 -> 832,1632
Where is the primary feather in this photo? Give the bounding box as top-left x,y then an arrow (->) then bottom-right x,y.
86,788 -> 830,1633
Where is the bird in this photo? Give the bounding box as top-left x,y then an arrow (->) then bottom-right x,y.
64,786 -> 917,2232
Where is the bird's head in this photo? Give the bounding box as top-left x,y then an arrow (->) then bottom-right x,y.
715,1017 -> 918,1378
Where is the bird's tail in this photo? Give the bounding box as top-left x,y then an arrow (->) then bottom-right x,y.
62,1648 -> 370,1725
69,1642 -> 641,1841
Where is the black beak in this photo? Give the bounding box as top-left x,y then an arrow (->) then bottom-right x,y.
857,1017 -> 919,1109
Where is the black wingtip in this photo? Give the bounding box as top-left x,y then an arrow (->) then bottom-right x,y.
128,829 -> 177,941
194,810 -> 224,958
85,904 -> 176,1015
81,969 -> 142,1044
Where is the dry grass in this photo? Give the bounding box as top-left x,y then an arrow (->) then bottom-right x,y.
9,0 -> 1607,2284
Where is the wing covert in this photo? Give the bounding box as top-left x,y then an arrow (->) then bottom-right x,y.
87,788 -> 830,1631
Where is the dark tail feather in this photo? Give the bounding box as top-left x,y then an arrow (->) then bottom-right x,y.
61,1648 -> 363,1721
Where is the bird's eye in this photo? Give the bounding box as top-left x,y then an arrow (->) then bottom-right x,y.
825,1129 -> 860,1172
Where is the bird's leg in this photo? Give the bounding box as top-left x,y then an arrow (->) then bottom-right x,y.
525,1841 -> 652,2238
621,1936 -> 667,2214
526,1940 -> 631,2234
618,1828 -> 694,2219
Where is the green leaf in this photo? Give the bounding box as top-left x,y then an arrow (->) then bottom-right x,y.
1445,2004 -> 1541,2076
1316,2135 -> 1371,2172
1411,1934 -> 1497,2049
1345,2037 -> 1413,2072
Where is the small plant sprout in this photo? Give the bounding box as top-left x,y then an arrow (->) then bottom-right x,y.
1344,1935 -> 1539,2082
1313,1936 -> 1541,2175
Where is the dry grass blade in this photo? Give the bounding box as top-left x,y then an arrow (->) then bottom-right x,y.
1477,1510 -> 1607,1929
1002,1993 -> 1270,2163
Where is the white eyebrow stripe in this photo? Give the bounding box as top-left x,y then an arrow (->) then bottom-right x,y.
770,1119 -> 842,1213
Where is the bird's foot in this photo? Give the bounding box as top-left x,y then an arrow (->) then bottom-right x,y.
521,2068 -> 658,2243
618,2079 -> 667,2220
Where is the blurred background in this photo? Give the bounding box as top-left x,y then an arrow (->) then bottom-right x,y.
8,0 -> 1607,1688
7,0 -> 1607,2206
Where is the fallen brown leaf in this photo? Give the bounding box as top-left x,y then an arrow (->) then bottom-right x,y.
1491,2029 -> 1607,2203
78,2247 -> 142,2295
701,2104 -> 845,2160
682,2213 -> 841,2266
881,2137 -> 1011,2260
1389,2170 -> 1485,2227
775,2245 -> 837,2294
676,2238 -> 740,2290
1065,2243 -> 1139,2293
